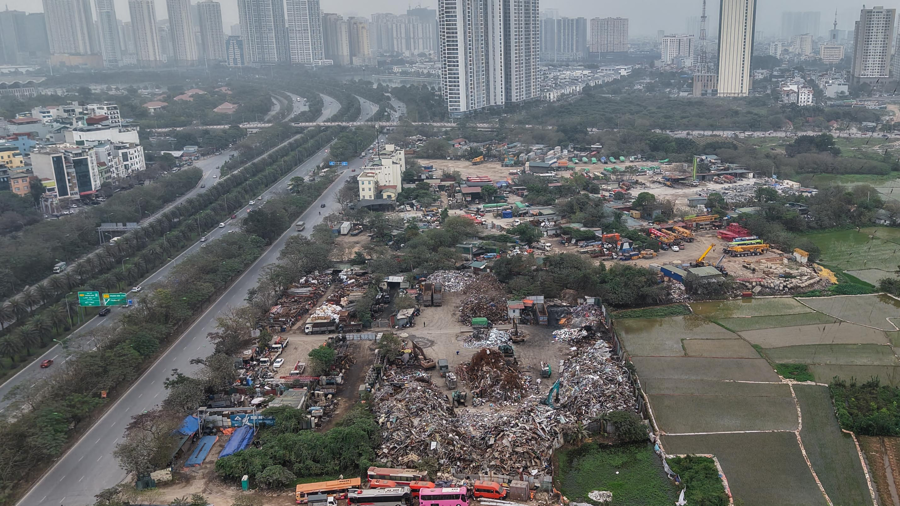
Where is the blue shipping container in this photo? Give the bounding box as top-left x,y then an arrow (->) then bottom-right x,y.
502,210 -> 513,218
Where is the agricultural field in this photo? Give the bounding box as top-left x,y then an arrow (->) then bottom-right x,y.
555,442 -> 678,506
806,228 -> 900,282
615,296 -> 887,505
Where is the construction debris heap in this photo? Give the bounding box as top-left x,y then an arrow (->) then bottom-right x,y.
458,275 -> 509,325
456,348 -> 527,402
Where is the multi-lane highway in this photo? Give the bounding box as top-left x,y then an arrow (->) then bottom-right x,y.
0,94 -> 340,410
16,95 -> 375,506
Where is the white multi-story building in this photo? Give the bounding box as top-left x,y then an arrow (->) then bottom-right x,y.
30,102 -> 122,127
93,143 -> 146,180
369,12 -> 437,56
438,0 -> 539,115
793,33 -> 813,57
820,44 -> 844,64
33,144 -> 102,198
198,1 -> 227,62
661,34 -> 694,65
64,125 -> 139,145
95,0 -> 122,67
717,0 -> 757,97
129,0 -> 163,66
238,0 -> 288,64
166,0 -> 198,65
42,0 -> 99,55
852,6 -> 895,83
357,144 -> 405,200
780,82 -> 815,106
286,0 -> 324,64
590,17 -> 629,53
85,103 -> 122,126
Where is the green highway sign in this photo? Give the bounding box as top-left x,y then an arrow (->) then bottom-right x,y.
103,293 -> 128,306
78,291 -> 101,307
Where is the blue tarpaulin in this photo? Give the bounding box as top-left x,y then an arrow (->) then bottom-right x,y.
177,415 -> 199,436
219,425 -> 255,458
185,436 -> 218,467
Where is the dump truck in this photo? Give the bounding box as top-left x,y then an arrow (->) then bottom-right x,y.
432,283 -> 443,307
422,283 -> 434,307
445,372 -> 458,389
438,359 -> 450,377
540,362 -> 552,378
304,316 -> 337,334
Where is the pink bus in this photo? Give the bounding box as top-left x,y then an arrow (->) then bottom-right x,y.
418,487 -> 469,506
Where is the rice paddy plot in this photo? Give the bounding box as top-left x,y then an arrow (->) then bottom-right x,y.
800,295 -> 900,331
809,364 -> 900,387
715,312 -> 838,333
682,339 -> 761,358
846,268 -> 894,286
661,432 -> 828,506
616,316 -> 738,357
649,390 -> 798,434
739,323 -> 890,348
794,384 -> 872,506
631,357 -> 781,382
641,378 -> 792,398
691,297 -> 814,319
807,227 -> 900,273
763,344 -> 898,366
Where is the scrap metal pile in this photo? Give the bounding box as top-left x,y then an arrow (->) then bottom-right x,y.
458,275 -> 509,324
464,328 -> 511,348
266,274 -> 332,330
309,302 -> 344,321
456,348 -> 528,402
373,339 -> 638,476
372,381 -> 563,475
427,270 -> 476,292
552,304 -> 606,342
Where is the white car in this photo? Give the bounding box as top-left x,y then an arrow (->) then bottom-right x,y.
249,200 -> 256,205
200,236 -> 207,242
672,245 -> 680,252
273,358 -> 285,369
131,286 -> 143,293
219,223 -> 225,228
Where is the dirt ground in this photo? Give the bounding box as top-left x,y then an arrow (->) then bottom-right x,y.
860,436 -> 900,506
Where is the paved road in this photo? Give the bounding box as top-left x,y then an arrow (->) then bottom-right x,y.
0,94 -> 338,410
16,96 -> 369,506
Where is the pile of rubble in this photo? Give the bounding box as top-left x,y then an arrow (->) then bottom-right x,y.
372,381 -> 562,475
309,302 -> 343,321
456,348 -> 528,402
551,328 -> 590,342
464,328 -> 511,348
458,275 -> 509,324
428,270 -> 476,292
735,261 -> 827,294
266,274 -> 333,330
553,341 -> 637,418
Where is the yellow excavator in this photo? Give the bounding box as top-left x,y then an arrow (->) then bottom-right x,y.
471,156 -> 484,165
693,244 -> 715,267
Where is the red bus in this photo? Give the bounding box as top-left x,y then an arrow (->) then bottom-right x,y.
295,478 -> 362,504
366,467 -> 428,486
419,487 -> 469,506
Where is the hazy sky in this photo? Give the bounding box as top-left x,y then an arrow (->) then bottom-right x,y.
2,0 -> 866,36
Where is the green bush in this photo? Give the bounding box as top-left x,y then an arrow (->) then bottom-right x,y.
830,377 -> 900,436
598,411 -> 649,443
613,305 -> 692,319
666,456 -> 729,506
774,364 -> 814,382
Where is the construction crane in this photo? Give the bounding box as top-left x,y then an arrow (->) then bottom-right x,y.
648,229 -> 674,244
724,244 -> 770,257
693,244 -> 715,267
673,227 -> 695,242
541,379 -> 561,408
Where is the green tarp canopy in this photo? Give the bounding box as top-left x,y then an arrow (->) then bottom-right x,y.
515,201 -> 528,209
471,317 -> 490,327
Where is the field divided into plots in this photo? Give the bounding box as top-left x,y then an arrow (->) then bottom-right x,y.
615,296 -> 884,506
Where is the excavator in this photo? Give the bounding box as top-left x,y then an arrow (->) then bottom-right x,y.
692,244 -> 715,267
541,379 -> 561,409
471,156 -> 485,165
411,341 -> 436,370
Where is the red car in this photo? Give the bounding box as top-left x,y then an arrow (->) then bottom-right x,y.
231,214 -> 236,219
40,359 -> 53,368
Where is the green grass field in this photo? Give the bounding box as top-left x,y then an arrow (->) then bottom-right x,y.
648,391 -> 798,433
806,227 -> 900,274
631,357 -> 781,382
662,432 -> 828,506
682,339 -> 761,358
691,298 -> 814,318
762,344 -> 898,366
739,323 -> 890,348
794,384 -> 872,506
714,312 -> 837,333
807,173 -> 900,187
800,295 -> 900,331
555,443 -> 677,506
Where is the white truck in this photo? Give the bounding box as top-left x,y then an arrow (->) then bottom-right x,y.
295,220 -> 306,232
53,261 -> 67,273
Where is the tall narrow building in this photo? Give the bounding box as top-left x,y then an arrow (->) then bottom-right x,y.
590,17 -> 628,53
717,0 -> 757,97
286,0 -> 325,63
129,0 -> 162,65
95,0 -> 122,67
322,13 -> 350,65
851,6 -> 896,83
42,0 -> 99,55
238,0 -> 288,64
437,0 -> 539,115
166,0 -> 198,65
198,1 -> 226,62
348,17 -> 370,65
0,10 -> 26,65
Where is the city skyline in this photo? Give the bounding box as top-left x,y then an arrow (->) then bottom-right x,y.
0,0 -> 863,37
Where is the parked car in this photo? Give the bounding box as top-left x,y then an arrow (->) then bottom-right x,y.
40,359 -> 53,368
273,358 -> 285,369
99,307 -> 111,316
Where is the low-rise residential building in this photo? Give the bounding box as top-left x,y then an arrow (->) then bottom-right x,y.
9,170 -> 36,197
143,101 -> 168,114
0,144 -> 25,167
780,81 -> 815,106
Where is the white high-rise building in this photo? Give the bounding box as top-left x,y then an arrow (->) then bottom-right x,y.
42,0 -> 99,55
717,0 -> 757,97
95,0 -> 122,67
286,0 -> 325,63
238,0 -> 288,64
590,17 -> 628,53
129,0 -> 162,65
661,34 -> 694,65
198,1 -> 226,62
438,0 -> 539,115
851,6 -> 896,83
166,0 -> 198,65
